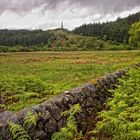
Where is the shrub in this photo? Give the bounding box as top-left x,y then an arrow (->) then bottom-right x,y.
0,46 -> 8,52
8,47 -> 19,52
19,46 -> 33,52
109,45 -> 126,50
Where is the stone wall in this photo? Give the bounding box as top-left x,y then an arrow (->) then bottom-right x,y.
0,63 -> 140,140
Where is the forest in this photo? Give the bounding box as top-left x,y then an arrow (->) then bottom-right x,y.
0,29 -> 54,47
73,12 -> 140,44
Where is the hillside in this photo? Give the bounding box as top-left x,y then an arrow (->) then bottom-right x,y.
46,29 -> 107,51
73,12 -> 140,44
0,29 -> 131,52
45,29 -> 132,51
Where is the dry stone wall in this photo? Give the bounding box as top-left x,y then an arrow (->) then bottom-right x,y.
0,63 -> 140,140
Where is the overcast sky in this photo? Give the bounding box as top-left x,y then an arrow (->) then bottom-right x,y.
0,0 -> 140,30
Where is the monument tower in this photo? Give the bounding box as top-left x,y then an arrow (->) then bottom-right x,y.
61,21 -> 63,29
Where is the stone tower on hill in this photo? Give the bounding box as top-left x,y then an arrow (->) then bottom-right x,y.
61,21 -> 63,29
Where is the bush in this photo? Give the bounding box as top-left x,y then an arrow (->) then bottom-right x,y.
0,46 -> 8,52
96,42 -> 104,50
56,41 -> 62,48
19,46 -> 33,52
109,45 -> 126,50
126,46 -> 132,50
8,47 -> 19,52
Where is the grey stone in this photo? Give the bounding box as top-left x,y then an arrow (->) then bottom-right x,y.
109,74 -> 116,84
37,121 -> 44,130
54,96 -> 64,110
81,83 -> 94,97
69,87 -> 83,102
44,117 -> 57,133
86,97 -> 95,107
65,94 -> 75,104
32,104 -> 43,114
70,87 -> 82,94
62,96 -> 70,105
57,119 -> 63,130
0,111 -> 18,126
41,110 -> 52,121
97,79 -> 105,89
42,102 -> 61,121
33,130 -> 47,140
70,94 -> 79,103
80,91 -> 87,99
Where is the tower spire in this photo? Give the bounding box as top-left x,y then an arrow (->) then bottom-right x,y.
61,21 -> 63,29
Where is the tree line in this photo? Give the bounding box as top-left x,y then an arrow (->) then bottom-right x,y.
0,29 -> 55,47
73,12 -> 140,44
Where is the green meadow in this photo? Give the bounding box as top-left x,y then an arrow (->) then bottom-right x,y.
0,51 -> 140,111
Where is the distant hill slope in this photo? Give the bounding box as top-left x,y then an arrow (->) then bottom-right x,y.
73,12 -> 140,43
0,12 -> 140,52
0,29 -> 134,52
47,29 -> 106,51
46,29 -> 130,51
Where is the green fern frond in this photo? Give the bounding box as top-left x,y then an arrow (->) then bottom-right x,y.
23,111 -> 37,131
52,104 -> 81,140
92,68 -> 140,140
9,122 -> 31,140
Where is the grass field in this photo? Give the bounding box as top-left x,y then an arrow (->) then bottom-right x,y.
0,51 -> 140,111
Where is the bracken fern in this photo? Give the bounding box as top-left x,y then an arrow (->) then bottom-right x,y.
92,68 -> 140,140
23,111 -> 37,132
52,104 -> 81,140
9,122 -> 31,140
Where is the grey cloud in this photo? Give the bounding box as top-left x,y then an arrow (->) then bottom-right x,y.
74,0 -> 140,12
0,0 -> 140,30
36,22 -> 60,29
0,0 -> 66,14
0,0 -> 139,15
